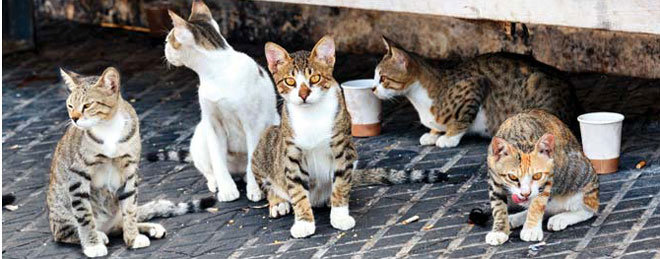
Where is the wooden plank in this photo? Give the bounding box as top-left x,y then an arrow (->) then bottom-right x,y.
259,0 -> 660,35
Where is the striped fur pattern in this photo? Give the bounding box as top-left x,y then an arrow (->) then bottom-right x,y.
165,1 -> 280,203
485,109 -> 599,246
254,36 -> 358,238
47,67 -> 215,258
373,36 -> 579,148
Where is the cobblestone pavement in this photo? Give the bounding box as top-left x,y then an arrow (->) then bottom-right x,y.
3,21 -> 660,258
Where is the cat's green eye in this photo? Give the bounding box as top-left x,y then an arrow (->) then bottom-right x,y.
532,173 -> 543,181
508,174 -> 518,181
284,78 -> 296,86
309,75 -> 321,84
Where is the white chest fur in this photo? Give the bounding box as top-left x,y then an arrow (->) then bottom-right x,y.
90,112 -> 127,158
92,163 -> 122,192
288,87 -> 339,206
407,81 -> 446,131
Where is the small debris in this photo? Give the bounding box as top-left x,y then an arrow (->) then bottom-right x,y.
3,194 -> 16,205
9,145 -> 20,150
206,207 -> 218,213
273,240 -> 281,245
4,205 -> 18,211
241,207 -> 250,213
250,203 -> 269,209
353,233 -> 358,238
239,225 -> 243,229
401,215 -> 419,225
336,232 -> 346,239
228,219 -> 235,225
422,225 -> 433,231
262,226 -> 268,230
528,241 -> 546,251
130,98 -> 137,103
468,208 -> 490,226
636,160 -> 647,169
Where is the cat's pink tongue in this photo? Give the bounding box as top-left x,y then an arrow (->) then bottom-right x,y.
511,194 -> 528,204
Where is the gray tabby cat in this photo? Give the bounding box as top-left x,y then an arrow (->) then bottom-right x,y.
47,67 -> 215,257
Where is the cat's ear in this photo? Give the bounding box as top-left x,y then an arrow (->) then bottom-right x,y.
190,0 -> 213,20
264,42 -> 290,74
390,47 -> 409,70
381,35 -> 395,54
97,67 -> 120,95
59,68 -> 80,90
490,137 -> 512,161
310,35 -> 336,68
168,10 -> 187,28
535,133 -> 555,158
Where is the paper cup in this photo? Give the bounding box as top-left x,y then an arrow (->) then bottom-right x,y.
578,112 -> 624,174
341,79 -> 381,137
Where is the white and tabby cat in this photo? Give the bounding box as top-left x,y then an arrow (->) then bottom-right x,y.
48,67 -> 215,258
163,1 -> 280,202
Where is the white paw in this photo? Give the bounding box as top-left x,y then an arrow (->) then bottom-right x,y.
269,202 -> 291,218
419,133 -> 439,146
331,214 -> 356,231
290,220 -> 315,238
547,214 -> 572,231
83,243 -> 108,258
131,234 -> 150,249
148,224 -> 167,239
485,231 -> 509,246
520,226 -> 544,242
435,134 -> 462,148
206,178 -> 218,193
330,206 -> 355,231
216,183 -> 240,202
96,231 -> 109,245
246,183 -> 264,202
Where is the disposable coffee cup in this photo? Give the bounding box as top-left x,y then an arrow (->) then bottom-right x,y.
340,79 -> 381,137
577,112 -> 624,174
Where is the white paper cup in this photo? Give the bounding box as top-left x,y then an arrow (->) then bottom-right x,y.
578,112 -> 624,174
341,79 -> 381,137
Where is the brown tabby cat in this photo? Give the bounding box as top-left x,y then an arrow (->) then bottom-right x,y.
485,109 -> 599,245
253,36 -> 447,238
373,36 -> 579,148
48,67 -> 215,257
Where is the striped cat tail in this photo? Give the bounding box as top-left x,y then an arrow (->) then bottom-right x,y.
137,196 -> 216,222
352,168 -> 444,186
145,149 -> 191,163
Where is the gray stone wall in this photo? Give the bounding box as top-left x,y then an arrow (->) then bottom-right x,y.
34,0 -> 660,78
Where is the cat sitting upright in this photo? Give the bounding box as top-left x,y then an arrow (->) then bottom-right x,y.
163,1 -> 279,202
373,36 -> 579,148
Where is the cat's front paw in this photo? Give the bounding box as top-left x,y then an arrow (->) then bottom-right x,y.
147,224 -> 167,239
547,214 -> 572,231
269,202 -> 291,218
520,226 -> 543,242
485,231 -> 509,246
435,134 -> 462,148
330,206 -> 355,230
205,178 -> 218,193
246,183 -> 264,202
419,133 -> 440,146
96,231 -> 109,245
130,234 -> 150,249
330,214 -> 355,231
290,220 -> 315,238
83,243 -> 108,258
216,183 -> 240,202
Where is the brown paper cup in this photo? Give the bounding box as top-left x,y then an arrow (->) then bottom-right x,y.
590,158 -> 619,174
351,123 -> 381,137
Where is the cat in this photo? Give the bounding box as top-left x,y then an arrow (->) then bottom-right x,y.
373,36 -> 579,148
163,0 -> 280,202
253,36 -> 446,238
48,67 -> 216,258
485,109 -> 599,245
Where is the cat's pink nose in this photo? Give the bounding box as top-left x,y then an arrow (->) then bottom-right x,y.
520,191 -> 531,198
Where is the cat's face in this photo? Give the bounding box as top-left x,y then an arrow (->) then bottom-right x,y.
164,1 -> 226,67
265,36 -> 337,106
487,134 -> 555,205
373,36 -> 415,99
60,67 -> 121,129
